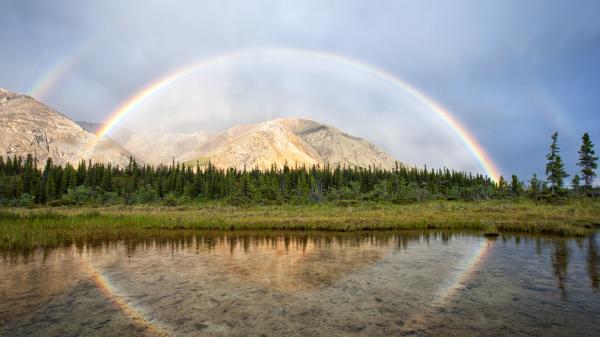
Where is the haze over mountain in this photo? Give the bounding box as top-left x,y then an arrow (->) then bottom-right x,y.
0,88 -> 132,167
75,121 -> 133,145
117,118 -> 398,170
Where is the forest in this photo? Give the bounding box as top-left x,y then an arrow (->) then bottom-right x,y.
0,132 -> 597,206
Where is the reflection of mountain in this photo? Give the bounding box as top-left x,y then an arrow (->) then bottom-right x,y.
0,250 -> 87,322
211,235 -> 388,290
5,233 -> 600,337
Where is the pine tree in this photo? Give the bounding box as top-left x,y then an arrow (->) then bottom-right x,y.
577,133 -> 597,191
101,164 -> 112,191
45,174 -> 56,201
571,174 -> 580,191
510,174 -> 523,196
68,166 -> 78,191
498,176 -> 507,190
5,156 -> 13,175
23,155 -> 34,195
545,132 -> 569,195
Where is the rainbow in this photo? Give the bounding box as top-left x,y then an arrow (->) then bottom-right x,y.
81,257 -> 168,336
94,47 -> 501,182
28,44 -> 91,101
528,85 -> 575,137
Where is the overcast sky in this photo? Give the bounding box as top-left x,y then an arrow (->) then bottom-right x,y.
1,0 -> 599,180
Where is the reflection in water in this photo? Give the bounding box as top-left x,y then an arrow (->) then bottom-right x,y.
80,256 -> 169,336
1,231 -> 600,337
552,239 -> 570,299
589,234 -> 599,290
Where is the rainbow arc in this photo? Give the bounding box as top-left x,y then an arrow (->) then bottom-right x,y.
93,47 -> 501,181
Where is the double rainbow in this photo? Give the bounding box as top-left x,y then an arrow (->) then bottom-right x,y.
94,47 -> 501,181
28,43 -> 91,101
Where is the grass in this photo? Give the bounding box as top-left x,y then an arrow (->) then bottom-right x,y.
1,199 -> 599,250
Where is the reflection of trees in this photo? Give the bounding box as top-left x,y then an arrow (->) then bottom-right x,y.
588,234 -> 599,290
551,240 -> 569,300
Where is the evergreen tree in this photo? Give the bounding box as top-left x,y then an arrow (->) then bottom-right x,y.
545,132 -> 569,195
577,133 -> 597,191
529,173 -> 541,197
101,164 -> 112,191
23,154 -> 34,195
497,176 -> 508,197
0,170 -> 6,199
510,174 -> 523,196
45,174 -> 56,201
571,174 -> 580,191
5,156 -> 13,175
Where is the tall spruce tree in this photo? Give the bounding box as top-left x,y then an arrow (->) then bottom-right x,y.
577,133 -> 597,191
545,132 -> 569,195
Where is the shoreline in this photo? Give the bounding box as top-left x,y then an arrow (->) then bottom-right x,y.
1,200 -> 599,250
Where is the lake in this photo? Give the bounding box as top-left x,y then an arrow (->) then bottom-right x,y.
1,231 -> 599,336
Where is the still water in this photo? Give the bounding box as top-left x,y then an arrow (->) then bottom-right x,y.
1,231 -> 599,337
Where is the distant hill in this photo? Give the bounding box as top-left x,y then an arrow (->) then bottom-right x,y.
0,88 -> 133,167
122,117 -> 398,170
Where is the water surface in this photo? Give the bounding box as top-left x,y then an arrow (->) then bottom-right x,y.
1,231 -> 599,336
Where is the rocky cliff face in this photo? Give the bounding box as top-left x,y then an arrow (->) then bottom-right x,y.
0,88 -> 132,167
124,117 -> 398,169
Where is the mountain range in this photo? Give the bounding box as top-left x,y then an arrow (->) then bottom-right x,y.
0,88 -> 132,167
1,88 -> 399,169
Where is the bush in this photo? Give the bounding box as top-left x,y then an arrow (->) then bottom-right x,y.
63,186 -> 93,204
8,193 -> 35,207
133,185 -> 159,203
98,191 -> 122,204
162,192 -> 179,206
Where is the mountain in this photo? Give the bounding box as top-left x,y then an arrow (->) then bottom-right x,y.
123,117 -> 398,170
124,131 -> 215,165
1,86 -> 397,169
0,88 -> 132,167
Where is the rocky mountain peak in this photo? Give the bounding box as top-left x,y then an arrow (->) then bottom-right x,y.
0,88 -> 133,167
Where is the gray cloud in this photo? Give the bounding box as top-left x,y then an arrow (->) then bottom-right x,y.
1,0 -> 599,179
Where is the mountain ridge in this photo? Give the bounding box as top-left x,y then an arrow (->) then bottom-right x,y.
1,87 -> 399,170
121,117 -> 399,170
0,88 -> 133,167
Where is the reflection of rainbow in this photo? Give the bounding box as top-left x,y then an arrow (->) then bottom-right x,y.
81,257 -> 168,336
92,47 -> 501,182
404,237 -> 494,330
432,239 -> 493,305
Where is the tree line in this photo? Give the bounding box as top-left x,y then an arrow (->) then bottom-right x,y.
0,132 -> 596,206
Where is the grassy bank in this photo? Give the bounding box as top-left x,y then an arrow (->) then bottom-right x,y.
1,200 -> 599,249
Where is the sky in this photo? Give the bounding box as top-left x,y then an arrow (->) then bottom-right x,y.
1,0 -> 599,181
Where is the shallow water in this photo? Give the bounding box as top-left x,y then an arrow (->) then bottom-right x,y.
1,231 -> 599,337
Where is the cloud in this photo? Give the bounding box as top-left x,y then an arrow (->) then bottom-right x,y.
1,0 -> 599,179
